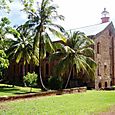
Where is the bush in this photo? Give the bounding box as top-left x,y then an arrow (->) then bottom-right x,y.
48,76 -> 63,90
24,72 -> 38,92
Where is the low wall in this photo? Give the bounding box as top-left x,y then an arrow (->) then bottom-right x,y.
0,87 -> 86,102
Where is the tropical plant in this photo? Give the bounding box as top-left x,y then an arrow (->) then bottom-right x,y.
0,50 -> 9,79
50,31 -> 97,88
48,76 -> 63,90
6,25 -> 34,77
22,0 -> 66,90
24,72 -> 38,92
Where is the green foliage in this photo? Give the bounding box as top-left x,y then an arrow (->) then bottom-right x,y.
22,0 -> 66,60
50,31 -> 97,88
24,72 -> 38,92
0,50 -> 9,76
0,0 -> 13,12
0,17 -> 19,50
48,76 -> 63,90
21,0 -> 66,90
6,25 -> 34,65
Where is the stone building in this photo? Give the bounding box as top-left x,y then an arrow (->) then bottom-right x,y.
76,8 -> 115,89
77,22 -> 115,89
5,8 -> 115,89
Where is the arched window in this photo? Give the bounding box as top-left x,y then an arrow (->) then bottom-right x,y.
20,64 -> 23,75
97,42 -> 100,54
97,62 -> 101,76
46,63 -> 49,76
109,30 -> 112,36
104,64 -> 107,75
13,65 -> 16,73
110,81 -> 112,86
98,82 -> 102,88
105,82 -> 107,88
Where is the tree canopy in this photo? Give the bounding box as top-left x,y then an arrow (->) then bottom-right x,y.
0,0 -> 97,90
50,31 -> 97,88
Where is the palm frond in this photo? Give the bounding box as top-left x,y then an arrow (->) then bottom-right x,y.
49,27 -> 67,43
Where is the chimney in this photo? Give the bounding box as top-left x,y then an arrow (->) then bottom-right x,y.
101,8 -> 110,23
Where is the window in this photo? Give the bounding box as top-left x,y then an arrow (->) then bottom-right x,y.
13,65 -> 16,73
97,63 -> 101,76
20,65 -> 23,74
110,81 -> 112,86
97,42 -> 100,54
109,30 -> 112,36
104,64 -> 107,75
98,82 -> 102,88
46,63 -> 49,76
105,82 -> 107,88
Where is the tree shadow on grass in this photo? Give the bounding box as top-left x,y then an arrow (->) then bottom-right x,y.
0,87 -> 19,92
0,85 -> 39,96
0,86 -> 30,95
13,92 -> 37,95
0,86 -> 13,88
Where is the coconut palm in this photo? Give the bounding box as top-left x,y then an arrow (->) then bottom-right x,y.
6,25 -> 34,77
23,0 -> 67,90
50,31 -> 97,88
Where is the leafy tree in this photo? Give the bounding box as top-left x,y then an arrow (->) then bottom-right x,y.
0,17 -> 13,50
24,72 -> 38,92
0,0 -> 13,12
6,25 -> 34,77
0,0 -> 34,12
22,0 -> 66,90
50,31 -> 97,88
0,50 -> 9,78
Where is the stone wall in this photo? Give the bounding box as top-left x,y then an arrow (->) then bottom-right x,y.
94,24 -> 115,89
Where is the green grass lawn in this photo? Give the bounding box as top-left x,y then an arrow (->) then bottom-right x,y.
0,84 -> 41,96
0,90 -> 115,115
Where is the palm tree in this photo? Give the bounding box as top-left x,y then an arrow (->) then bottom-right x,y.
23,0 -> 67,90
6,25 -> 34,77
50,31 -> 97,88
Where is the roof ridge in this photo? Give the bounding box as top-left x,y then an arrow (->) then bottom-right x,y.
67,22 -> 110,32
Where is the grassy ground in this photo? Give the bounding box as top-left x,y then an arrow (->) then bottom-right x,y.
0,84 -> 41,96
0,90 -> 115,115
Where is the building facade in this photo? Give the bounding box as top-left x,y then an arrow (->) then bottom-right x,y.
5,9 -> 115,89
92,22 -> 115,89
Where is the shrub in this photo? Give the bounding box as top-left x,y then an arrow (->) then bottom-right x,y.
24,72 -> 38,92
48,76 -> 63,90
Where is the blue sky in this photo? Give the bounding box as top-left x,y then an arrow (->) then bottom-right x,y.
0,0 -> 115,30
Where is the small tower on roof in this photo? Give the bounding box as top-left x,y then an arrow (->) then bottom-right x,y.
101,8 -> 110,23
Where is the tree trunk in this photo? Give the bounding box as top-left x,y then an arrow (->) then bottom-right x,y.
22,61 -> 26,85
39,63 -> 48,91
64,66 -> 73,89
38,28 -> 48,91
